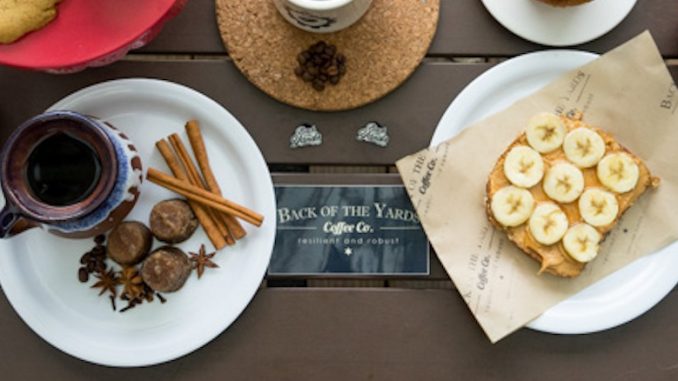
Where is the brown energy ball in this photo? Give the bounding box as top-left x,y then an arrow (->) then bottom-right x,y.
141,246 -> 192,293
106,221 -> 152,266
149,199 -> 198,244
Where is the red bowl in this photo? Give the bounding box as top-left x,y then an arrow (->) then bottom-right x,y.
0,0 -> 186,73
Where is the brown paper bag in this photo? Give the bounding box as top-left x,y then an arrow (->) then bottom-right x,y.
396,32 -> 678,343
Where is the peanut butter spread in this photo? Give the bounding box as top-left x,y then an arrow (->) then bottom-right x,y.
486,113 -> 659,277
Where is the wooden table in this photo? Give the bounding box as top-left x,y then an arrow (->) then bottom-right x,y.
1,1 -> 677,379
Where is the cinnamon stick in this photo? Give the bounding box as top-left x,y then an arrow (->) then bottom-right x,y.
147,168 -> 264,227
155,140 -> 227,250
167,135 -> 235,245
185,120 -> 247,240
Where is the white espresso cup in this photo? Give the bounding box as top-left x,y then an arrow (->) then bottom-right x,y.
273,0 -> 373,33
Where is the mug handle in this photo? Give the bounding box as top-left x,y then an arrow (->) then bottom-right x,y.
0,204 -> 20,238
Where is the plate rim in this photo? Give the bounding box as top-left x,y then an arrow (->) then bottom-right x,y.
481,0 -> 637,47
430,50 -> 678,334
0,78 -> 276,366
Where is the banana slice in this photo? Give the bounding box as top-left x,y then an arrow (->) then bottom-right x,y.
579,188 -> 619,227
491,186 -> 535,227
542,161 -> 585,203
528,202 -> 569,245
562,223 -> 602,263
503,146 -> 544,188
563,127 -> 606,168
597,152 -> 640,193
526,113 -> 567,153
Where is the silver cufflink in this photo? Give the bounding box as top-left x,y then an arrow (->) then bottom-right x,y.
290,123 -> 323,149
357,121 -> 389,148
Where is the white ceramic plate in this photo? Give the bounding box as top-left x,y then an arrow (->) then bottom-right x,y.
0,79 -> 276,366
431,51 -> 678,334
481,0 -> 637,47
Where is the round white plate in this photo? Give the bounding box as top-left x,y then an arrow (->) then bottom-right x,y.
431,50 -> 678,334
481,0 -> 637,47
0,79 -> 276,366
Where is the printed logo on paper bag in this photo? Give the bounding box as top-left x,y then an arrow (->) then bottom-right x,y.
269,186 -> 429,275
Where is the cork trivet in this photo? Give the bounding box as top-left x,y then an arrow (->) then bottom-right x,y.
216,0 -> 440,111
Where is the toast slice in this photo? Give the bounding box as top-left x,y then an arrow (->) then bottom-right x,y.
485,112 -> 659,277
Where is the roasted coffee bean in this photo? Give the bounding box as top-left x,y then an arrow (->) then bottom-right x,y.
96,261 -> 107,273
312,80 -> 325,91
86,261 -> 96,272
80,253 -> 89,264
94,235 -> 106,245
302,72 -> 314,82
295,41 -> 347,91
78,267 -> 89,283
91,246 -> 105,256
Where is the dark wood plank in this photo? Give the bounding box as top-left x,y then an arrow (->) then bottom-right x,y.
141,0 -> 678,57
0,287 -> 676,379
0,60 -> 491,165
141,0 -> 224,54
2,62 -> 677,165
2,63 -> 677,166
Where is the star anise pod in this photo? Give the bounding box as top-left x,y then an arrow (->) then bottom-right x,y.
189,244 -> 219,279
91,269 -> 119,297
119,267 -> 145,301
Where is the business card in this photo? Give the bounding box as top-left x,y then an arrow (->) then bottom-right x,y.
269,185 -> 429,275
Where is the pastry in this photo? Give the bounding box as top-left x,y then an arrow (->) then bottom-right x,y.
0,0 -> 61,44
149,199 -> 199,244
486,112 -> 659,277
106,221 -> 153,266
535,0 -> 593,7
141,247 -> 192,292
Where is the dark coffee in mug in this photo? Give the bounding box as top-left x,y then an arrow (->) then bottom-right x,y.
26,133 -> 102,206
0,111 -> 143,239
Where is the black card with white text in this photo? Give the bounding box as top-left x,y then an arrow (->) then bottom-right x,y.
269,185 -> 429,275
